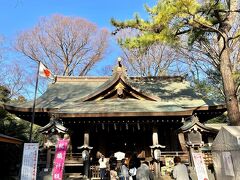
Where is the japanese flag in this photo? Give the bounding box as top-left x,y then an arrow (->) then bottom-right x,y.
39,62 -> 54,79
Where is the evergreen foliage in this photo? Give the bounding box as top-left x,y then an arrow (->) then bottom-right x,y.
112,0 -> 213,47
112,0 -> 240,125
0,85 -> 43,178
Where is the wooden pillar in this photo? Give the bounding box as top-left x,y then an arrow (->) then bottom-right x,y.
189,147 -> 194,167
84,132 -> 89,146
152,127 -> 159,145
46,148 -> 52,168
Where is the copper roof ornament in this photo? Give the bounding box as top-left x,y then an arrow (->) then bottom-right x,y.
112,57 -> 127,78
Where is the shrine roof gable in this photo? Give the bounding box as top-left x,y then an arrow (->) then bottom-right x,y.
3,59 -> 225,118
4,75 -> 224,111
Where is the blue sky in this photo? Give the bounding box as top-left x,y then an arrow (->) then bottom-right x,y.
0,0 -> 156,74
1,0 -> 156,35
0,0 -> 157,98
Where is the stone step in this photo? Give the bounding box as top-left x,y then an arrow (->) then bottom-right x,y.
64,173 -> 83,180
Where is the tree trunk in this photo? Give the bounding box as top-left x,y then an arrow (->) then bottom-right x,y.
220,47 -> 240,125
219,0 -> 240,125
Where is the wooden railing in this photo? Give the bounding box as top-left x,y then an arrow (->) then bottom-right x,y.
65,153 -> 83,166
90,165 -> 100,179
38,151 -> 190,167
160,151 -> 189,163
38,151 -> 84,170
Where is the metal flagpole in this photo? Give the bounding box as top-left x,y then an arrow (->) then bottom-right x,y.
29,61 -> 40,142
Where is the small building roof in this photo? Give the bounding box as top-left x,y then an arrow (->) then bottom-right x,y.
39,119 -> 68,134
179,115 -> 219,133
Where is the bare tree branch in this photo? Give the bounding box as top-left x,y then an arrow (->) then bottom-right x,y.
15,14 -> 110,76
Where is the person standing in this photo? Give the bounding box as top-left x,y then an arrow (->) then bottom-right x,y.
99,155 -> 108,180
129,153 -> 140,180
136,161 -> 154,180
119,158 -> 130,180
172,156 -> 189,180
82,149 -> 90,178
109,155 -> 119,180
109,155 -> 118,171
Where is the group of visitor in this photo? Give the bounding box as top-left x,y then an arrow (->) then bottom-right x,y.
98,153 -> 154,180
98,153 -> 190,180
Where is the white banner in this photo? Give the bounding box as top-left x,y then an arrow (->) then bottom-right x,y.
222,152 -> 235,176
192,152 -> 209,180
20,143 -> 39,180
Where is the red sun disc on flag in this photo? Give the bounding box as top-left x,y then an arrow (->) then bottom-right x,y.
44,69 -> 51,77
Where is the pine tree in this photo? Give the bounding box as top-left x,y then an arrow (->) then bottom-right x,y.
112,0 -> 240,125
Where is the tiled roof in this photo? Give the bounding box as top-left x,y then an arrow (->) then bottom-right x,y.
4,75 -> 224,117
179,115 -> 219,133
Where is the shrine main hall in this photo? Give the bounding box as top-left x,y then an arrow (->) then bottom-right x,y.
4,60 -> 226,162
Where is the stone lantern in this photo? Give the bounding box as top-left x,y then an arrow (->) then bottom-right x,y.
178,114 -> 218,166
77,132 -> 93,179
39,114 -> 68,169
150,127 -> 166,178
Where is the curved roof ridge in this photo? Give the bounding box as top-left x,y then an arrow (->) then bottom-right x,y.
54,76 -> 110,83
129,76 -> 186,82
54,75 -> 186,84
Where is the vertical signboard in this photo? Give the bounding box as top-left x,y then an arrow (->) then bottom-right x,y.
192,152 -> 209,180
52,139 -> 69,180
20,143 -> 39,180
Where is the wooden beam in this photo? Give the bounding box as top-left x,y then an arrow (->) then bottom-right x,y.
0,134 -> 23,145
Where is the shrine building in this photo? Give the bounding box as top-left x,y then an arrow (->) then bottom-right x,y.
4,60 -> 226,165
